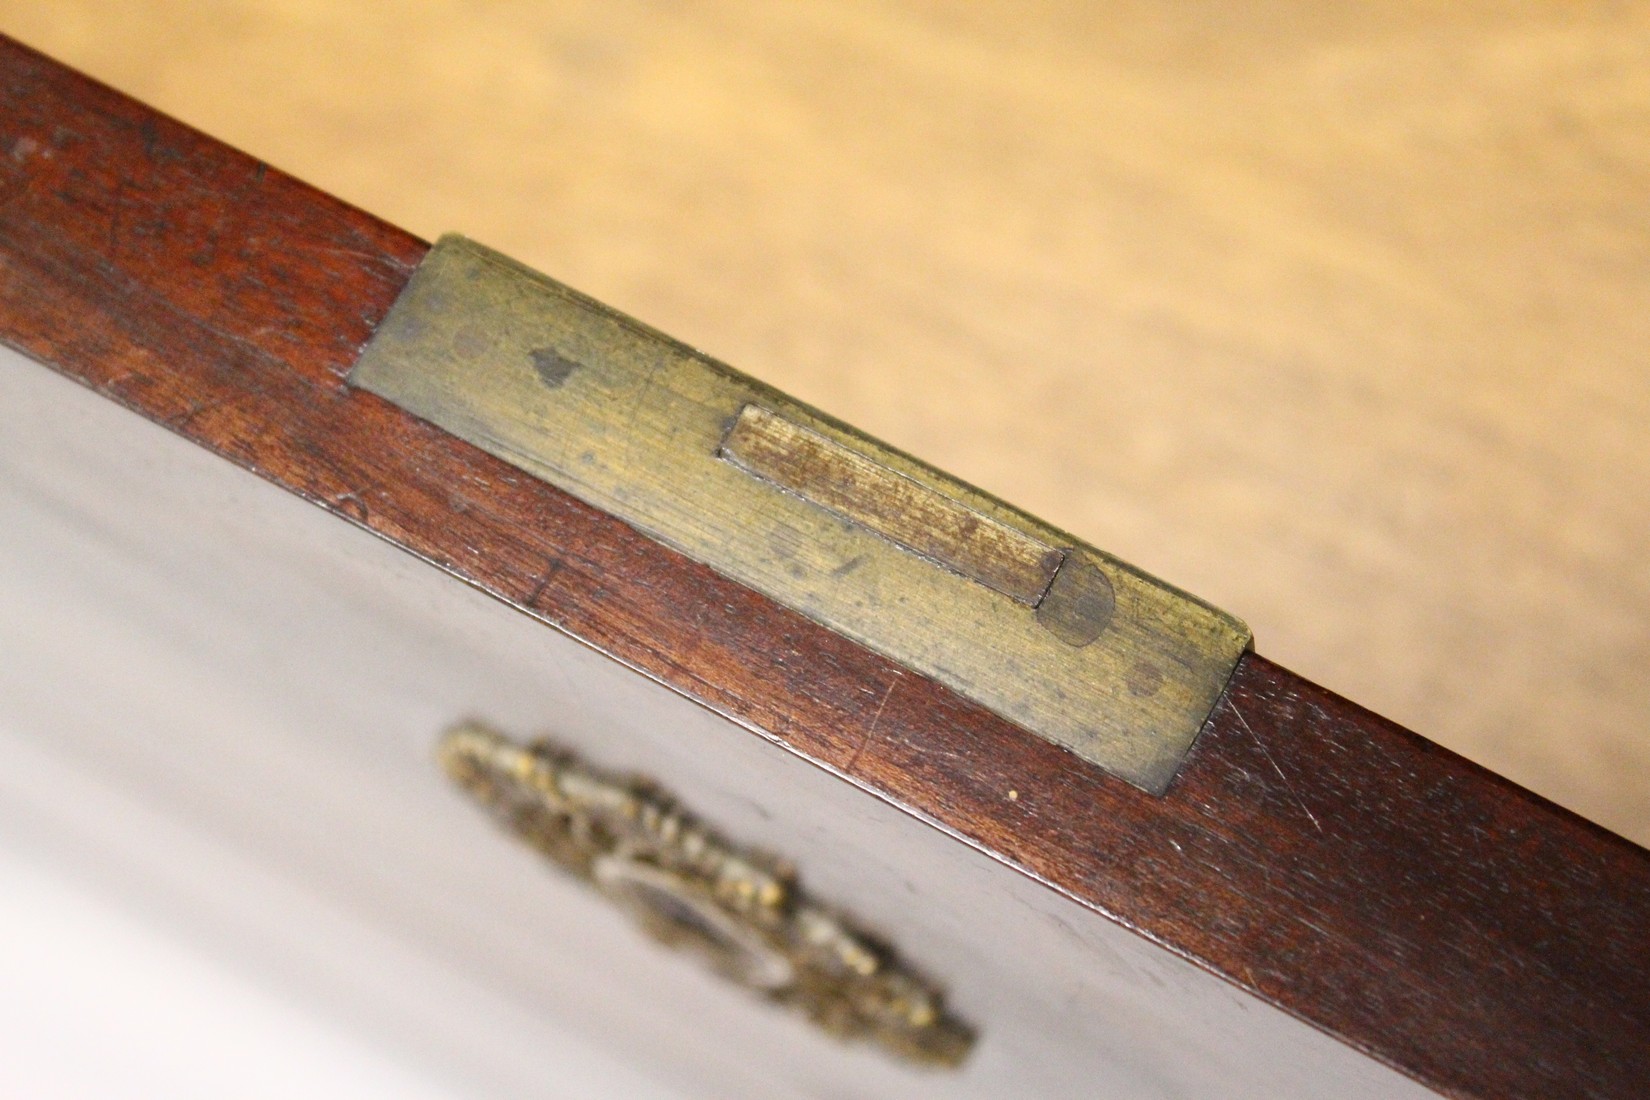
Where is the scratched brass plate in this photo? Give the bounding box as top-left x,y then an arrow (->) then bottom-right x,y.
350,236 -> 1250,793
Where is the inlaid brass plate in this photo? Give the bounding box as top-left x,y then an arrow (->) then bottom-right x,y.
351,236 -> 1251,793
440,723 -> 975,1067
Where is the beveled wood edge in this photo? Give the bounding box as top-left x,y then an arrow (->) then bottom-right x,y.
2,35 -> 1646,1099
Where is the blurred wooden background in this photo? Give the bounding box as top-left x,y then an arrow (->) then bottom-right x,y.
8,2 -> 1646,845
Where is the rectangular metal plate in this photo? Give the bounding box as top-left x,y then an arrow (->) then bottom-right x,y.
348,236 -> 1250,793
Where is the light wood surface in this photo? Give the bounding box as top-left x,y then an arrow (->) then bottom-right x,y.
8,2 -> 1647,844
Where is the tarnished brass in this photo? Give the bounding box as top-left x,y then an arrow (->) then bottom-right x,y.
439,723 -> 975,1068
720,404 -> 1063,606
351,236 -> 1250,793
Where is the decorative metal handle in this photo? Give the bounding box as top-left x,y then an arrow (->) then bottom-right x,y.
438,722 -> 975,1068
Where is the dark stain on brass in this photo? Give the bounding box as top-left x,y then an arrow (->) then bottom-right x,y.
439,722 -> 977,1069
1035,554 -> 1116,647
530,346 -> 579,389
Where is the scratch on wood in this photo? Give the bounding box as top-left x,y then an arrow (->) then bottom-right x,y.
164,395 -> 225,429
106,176 -> 125,259
332,491 -> 369,522
97,368 -> 141,396
844,673 -> 900,773
319,243 -> 397,267
1232,699 -> 1323,834
527,556 -> 566,607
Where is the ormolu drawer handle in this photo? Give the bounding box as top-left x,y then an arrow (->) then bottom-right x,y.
439,722 -> 975,1068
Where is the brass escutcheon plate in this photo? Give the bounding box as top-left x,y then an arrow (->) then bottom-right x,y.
352,236 -> 1251,793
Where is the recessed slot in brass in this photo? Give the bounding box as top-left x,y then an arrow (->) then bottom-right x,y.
720,404 -> 1064,607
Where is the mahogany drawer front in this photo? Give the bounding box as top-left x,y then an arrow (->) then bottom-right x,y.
0,344 -> 1429,1098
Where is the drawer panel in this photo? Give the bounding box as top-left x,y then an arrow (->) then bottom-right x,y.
0,345 -> 1429,1097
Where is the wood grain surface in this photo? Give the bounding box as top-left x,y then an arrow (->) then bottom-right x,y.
3,32 -> 1648,1098
6,1 -> 1643,847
